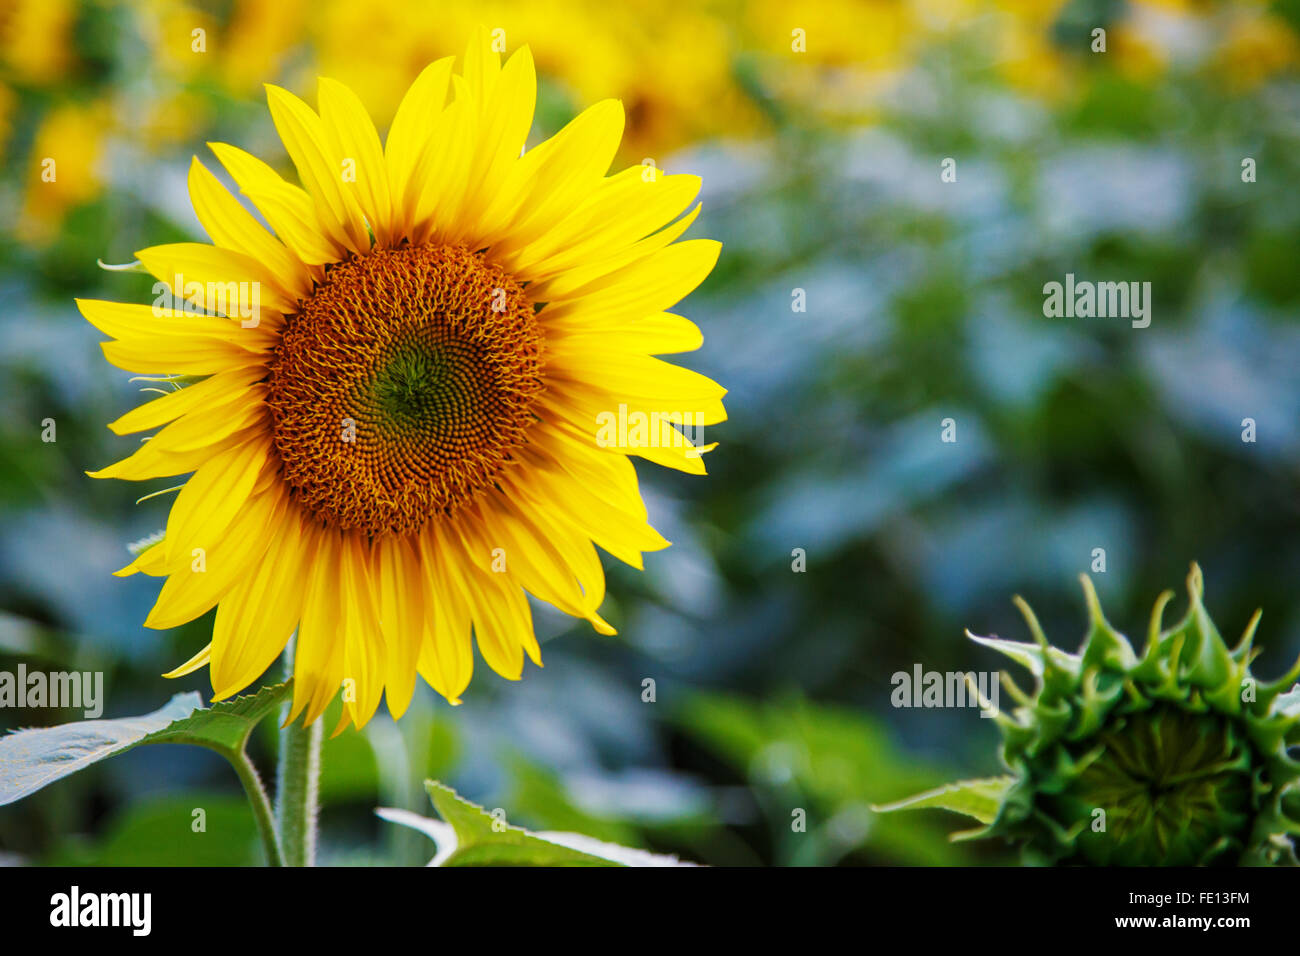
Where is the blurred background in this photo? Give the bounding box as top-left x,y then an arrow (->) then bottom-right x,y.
2,0 -> 1300,866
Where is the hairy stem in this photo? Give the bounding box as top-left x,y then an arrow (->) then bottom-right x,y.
276,715 -> 322,866
275,639 -> 322,866
229,747 -> 283,867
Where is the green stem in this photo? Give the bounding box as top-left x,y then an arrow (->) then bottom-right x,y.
229,748 -> 284,867
276,713 -> 322,866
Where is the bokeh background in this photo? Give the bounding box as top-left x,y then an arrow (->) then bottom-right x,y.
3,0 -> 1300,866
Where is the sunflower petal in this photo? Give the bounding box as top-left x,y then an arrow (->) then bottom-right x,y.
318,77 -> 394,244
187,157 -> 312,303
265,83 -> 371,254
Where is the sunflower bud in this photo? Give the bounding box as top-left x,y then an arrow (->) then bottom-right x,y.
879,565 -> 1300,866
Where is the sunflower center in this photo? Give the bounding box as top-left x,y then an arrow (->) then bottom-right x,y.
266,244 -> 543,536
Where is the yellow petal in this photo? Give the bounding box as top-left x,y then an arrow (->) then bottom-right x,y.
514,430 -> 671,563
145,483 -> 286,629
132,381 -> 267,455
373,534 -> 423,720
100,339 -> 265,376
88,424 -> 261,481
527,203 -> 702,301
545,311 -> 703,356
480,98 -> 624,253
265,84 -> 370,254
416,522 -> 474,702
546,355 -> 727,427
384,57 -> 454,236
187,157 -> 312,302
210,504 -> 308,699
538,238 -> 721,324
289,525 -> 347,726
135,242 -> 296,319
107,364 -> 266,436
338,534 -> 386,729
476,493 -> 614,635
455,46 -> 536,235
410,89 -> 478,243
162,436 -> 269,568
318,77 -> 394,244
458,561 -> 533,680
77,298 -> 272,349
210,141 -> 343,266
162,642 -> 211,679
508,171 -> 700,282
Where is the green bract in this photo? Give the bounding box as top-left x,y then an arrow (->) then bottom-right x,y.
879,565 -> 1300,866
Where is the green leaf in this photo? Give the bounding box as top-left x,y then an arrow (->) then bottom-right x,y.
0,692 -> 201,806
426,780 -> 618,866
378,781 -> 694,866
0,682 -> 292,806
142,681 -> 291,756
44,794 -> 260,866
872,776 -> 1014,825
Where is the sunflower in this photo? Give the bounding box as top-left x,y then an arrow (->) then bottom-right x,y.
80,31 -> 724,731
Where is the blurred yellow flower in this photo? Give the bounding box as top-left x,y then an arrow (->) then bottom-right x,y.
742,0 -> 917,124
138,0 -> 218,83
219,0 -> 309,94
307,0 -> 763,158
0,0 -> 76,86
1213,12 -> 1300,91
18,99 -> 109,245
993,4 -> 1071,102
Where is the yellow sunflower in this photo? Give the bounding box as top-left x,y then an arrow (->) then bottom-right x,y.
80,31 -> 724,731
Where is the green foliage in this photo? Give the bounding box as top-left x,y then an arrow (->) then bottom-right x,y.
678,694 -> 990,865
45,794 -> 259,866
505,757 -> 644,847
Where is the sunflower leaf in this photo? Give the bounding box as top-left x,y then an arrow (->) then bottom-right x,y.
141,681 -> 292,756
423,780 -> 616,866
0,692 -> 200,806
403,781 -> 691,866
871,776 -> 1015,825
0,682 -> 292,806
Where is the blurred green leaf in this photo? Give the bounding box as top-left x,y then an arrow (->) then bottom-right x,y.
679,693 -> 990,864
505,757 -> 642,846
423,780 -> 617,866
386,781 -> 693,866
45,794 -> 258,866
873,777 -> 1014,825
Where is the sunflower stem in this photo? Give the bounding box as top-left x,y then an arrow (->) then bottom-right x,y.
275,640 -> 322,866
229,748 -> 284,867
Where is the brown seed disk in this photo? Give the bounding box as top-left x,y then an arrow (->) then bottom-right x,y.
265,244 -> 544,536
